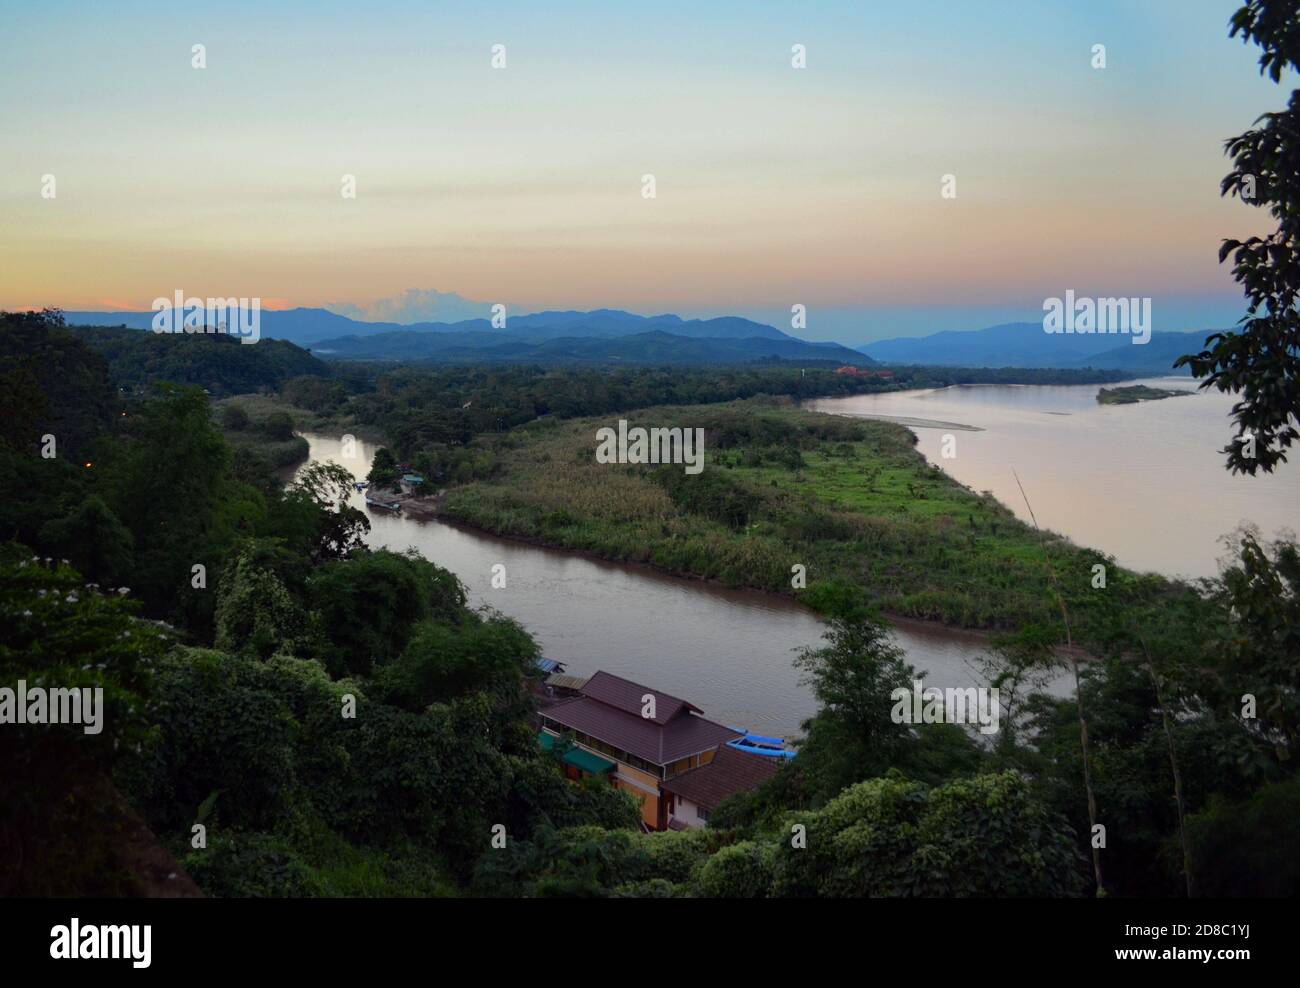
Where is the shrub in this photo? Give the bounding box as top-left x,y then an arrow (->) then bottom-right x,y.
692,840 -> 772,898
182,833 -> 325,897
1185,780 -> 1300,897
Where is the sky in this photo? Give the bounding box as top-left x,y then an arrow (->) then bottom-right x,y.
0,0 -> 1288,343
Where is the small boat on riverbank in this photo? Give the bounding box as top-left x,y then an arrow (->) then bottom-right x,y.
364,493 -> 402,511
726,731 -> 797,759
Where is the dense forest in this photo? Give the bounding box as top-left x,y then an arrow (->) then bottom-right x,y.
69,323 -> 330,396
48,314 -> 1138,464
277,361 -> 1132,466
2,308 -> 1296,898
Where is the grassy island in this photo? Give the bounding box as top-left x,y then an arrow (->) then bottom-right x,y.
437,397 -> 1187,630
1096,385 -> 1192,405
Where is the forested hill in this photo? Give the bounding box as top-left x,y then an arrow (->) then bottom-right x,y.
310,328 -> 873,365
70,324 -> 328,395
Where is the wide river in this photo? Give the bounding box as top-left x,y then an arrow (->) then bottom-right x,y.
807,376 -> 1299,580
295,379 -> 1293,735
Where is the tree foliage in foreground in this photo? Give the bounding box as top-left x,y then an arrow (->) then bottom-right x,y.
1179,0 -> 1300,473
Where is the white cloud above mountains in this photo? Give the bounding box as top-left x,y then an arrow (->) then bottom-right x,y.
325,289 -> 508,326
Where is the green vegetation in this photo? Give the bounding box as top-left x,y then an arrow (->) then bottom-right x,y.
4,306 -> 1297,900
367,446 -> 400,489
476,770 -> 1083,897
0,310 -> 639,897
435,399 -> 1187,630
70,322 -> 329,396
283,362 -> 1130,473
1177,1 -> 1300,473
1096,385 -> 1191,405
216,395 -> 311,484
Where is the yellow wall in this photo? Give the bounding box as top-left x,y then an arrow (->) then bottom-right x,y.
614,763 -> 662,828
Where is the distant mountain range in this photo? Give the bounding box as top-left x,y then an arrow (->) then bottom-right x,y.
60,308 -> 1220,372
62,307 -> 874,366
857,322 -> 1218,374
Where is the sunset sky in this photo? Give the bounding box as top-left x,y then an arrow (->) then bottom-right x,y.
0,0 -> 1288,342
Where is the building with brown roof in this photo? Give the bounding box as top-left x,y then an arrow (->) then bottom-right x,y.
538,670 -> 743,830
660,744 -> 781,829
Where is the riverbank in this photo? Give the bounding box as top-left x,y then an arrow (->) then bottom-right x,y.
429,397 -> 1189,632
297,431 -> 1059,735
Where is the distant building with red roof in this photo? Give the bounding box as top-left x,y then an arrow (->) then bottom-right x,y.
836,365 -> 893,379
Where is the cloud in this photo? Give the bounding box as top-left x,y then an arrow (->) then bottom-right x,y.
324,288 -> 502,325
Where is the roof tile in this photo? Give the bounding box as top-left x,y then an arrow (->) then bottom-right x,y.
660,744 -> 781,811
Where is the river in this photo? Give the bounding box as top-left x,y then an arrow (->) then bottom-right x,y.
294,377 -> 1290,739
294,432 -> 999,738
806,377 -> 1300,581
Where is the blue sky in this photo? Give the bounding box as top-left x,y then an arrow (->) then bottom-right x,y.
0,0 -> 1288,342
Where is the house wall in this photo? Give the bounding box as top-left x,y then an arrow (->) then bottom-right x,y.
541,726 -> 726,830
613,762 -> 663,828
669,796 -> 707,830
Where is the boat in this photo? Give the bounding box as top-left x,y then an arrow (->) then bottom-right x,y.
726,731 -> 797,759
364,493 -> 401,510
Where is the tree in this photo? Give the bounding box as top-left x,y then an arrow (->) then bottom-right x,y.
1177,0 -> 1300,473
260,411 -> 296,442
973,625 -> 1059,755
368,446 -> 400,489
792,609 -> 918,798
373,613 -> 537,712
308,549 -> 465,677
213,542 -> 318,659
0,308 -> 115,460
102,383 -> 262,622
287,461 -> 370,561
220,404 -> 250,431
37,495 -> 134,585
1201,528 -> 1300,758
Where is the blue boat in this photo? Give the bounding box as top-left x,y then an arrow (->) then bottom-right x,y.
726,731 -> 797,759
739,732 -> 785,748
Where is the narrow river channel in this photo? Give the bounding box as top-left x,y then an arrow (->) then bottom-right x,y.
293,432 -> 1008,737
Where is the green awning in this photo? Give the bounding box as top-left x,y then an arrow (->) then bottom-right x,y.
564,747 -> 616,775
538,731 -> 616,775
